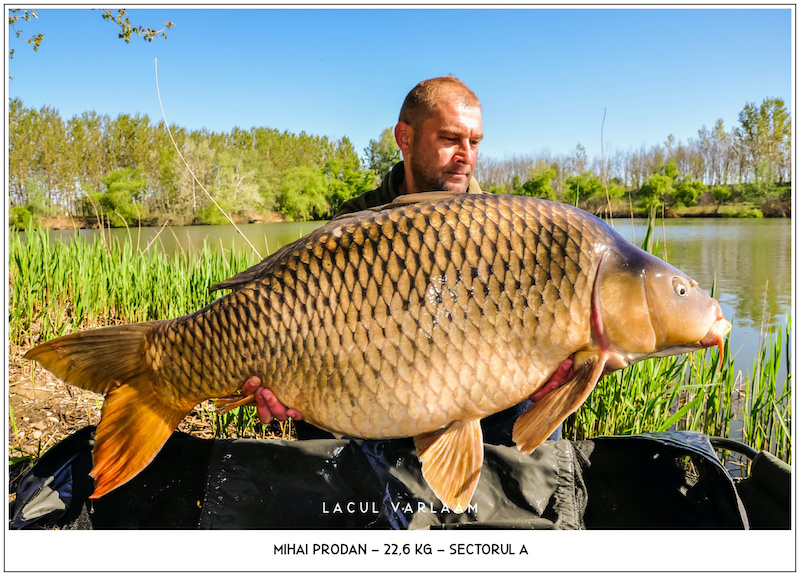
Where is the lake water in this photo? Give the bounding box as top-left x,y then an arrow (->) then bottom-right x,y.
49,216 -> 792,381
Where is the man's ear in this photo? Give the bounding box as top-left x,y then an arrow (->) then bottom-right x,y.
395,121 -> 412,156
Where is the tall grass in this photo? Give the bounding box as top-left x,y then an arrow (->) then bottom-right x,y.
8,221 -> 286,441
9,223 -> 261,348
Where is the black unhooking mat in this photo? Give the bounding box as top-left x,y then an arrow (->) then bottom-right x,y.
11,427 -> 771,530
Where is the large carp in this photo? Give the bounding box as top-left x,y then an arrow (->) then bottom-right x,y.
26,193 -> 731,510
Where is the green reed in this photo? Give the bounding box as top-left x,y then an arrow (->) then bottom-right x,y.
9,219 -> 282,440
9,222 -> 261,348
564,317 -> 791,464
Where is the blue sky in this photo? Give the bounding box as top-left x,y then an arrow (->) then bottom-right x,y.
7,7 -> 793,163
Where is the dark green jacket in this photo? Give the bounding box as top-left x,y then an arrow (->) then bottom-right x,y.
334,161 -> 482,218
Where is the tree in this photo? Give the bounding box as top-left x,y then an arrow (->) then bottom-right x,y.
674,177 -> 705,208
698,119 -> 734,185
569,144 -> 588,175
100,9 -> 174,43
565,171 -> 604,209
86,167 -> 148,227
735,98 -> 791,184
278,167 -> 329,221
638,159 -> 705,211
8,10 -> 43,58
638,172 -> 671,214
519,162 -> 556,201
9,178 -> 57,228
712,185 -> 731,213
325,138 -> 375,216
364,127 -> 401,179
205,149 -> 261,224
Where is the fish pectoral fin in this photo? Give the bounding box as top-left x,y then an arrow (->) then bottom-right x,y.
215,393 -> 255,414
513,354 -> 606,454
414,418 -> 483,511
90,382 -> 194,499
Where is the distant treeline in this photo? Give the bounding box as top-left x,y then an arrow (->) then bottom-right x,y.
8,96 -> 791,228
476,97 -> 791,217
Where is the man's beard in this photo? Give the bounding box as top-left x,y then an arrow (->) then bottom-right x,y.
408,155 -> 470,193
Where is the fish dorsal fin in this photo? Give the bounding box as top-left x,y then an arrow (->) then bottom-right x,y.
209,262 -> 271,293
388,191 -> 462,207
513,353 -> 606,454
414,418 -> 483,511
90,382 -> 194,499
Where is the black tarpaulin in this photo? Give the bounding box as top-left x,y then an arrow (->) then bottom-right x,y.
10,427 -> 759,530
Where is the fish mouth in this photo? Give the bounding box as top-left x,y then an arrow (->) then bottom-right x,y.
700,317 -> 733,349
634,316 -> 732,365
700,316 -> 732,368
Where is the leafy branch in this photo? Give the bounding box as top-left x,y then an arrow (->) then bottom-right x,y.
100,9 -> 174,44
8,9 -> 174,59
8,9 -> 44,59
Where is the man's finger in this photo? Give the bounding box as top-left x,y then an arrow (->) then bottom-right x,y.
261,389 -> 289,421
253,387 -> 274,424
241,375 -> 262,396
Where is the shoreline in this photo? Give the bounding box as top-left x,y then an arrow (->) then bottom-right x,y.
11,207 -> 790,232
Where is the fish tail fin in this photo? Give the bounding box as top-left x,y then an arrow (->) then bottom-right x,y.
23,322 -> 159,395
24,322 -> 194,498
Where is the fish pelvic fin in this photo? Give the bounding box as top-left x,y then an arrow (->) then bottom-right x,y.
23,322 -> 160,395
215,393 -> 255,414
91,382 -> 194,499
414,418 -> 483,511
513,353 -> 606,454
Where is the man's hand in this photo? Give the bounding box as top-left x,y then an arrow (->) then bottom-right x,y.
241,376 -> 303,424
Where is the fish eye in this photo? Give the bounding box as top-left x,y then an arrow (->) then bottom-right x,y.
672,277 -> 688,297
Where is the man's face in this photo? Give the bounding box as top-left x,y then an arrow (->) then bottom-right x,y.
404,100 -> 483,193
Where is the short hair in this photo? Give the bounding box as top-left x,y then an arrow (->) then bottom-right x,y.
398,75 -> 481,130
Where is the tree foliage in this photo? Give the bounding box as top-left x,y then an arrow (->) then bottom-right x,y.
7,96 -> 791,226
8,9 -> 43,59
364,127 -> 401,179
518,161 -> 556,201
475,97 -> 786,215
8,98 -> 377,225
637,159 -> 706,212
100,9 -> 174,43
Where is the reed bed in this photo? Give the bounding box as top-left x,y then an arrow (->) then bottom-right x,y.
9,224 -> 260,347
8,222 -> 792,465
563,317 -> 792,464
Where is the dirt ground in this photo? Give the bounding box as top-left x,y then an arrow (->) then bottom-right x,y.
7,347 -> 222,500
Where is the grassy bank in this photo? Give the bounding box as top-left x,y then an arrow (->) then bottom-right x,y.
8,224 -> 791,466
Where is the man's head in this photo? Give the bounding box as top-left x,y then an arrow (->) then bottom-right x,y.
394,75 -> 483,194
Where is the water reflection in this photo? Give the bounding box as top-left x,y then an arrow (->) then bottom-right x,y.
611,218 -> 791,331
609,218 -> 791,381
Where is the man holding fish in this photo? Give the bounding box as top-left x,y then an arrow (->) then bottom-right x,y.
27,75 -> 731,509
240,75 -> 536,443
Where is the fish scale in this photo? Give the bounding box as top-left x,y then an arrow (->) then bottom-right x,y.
25,192 -> 732,507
